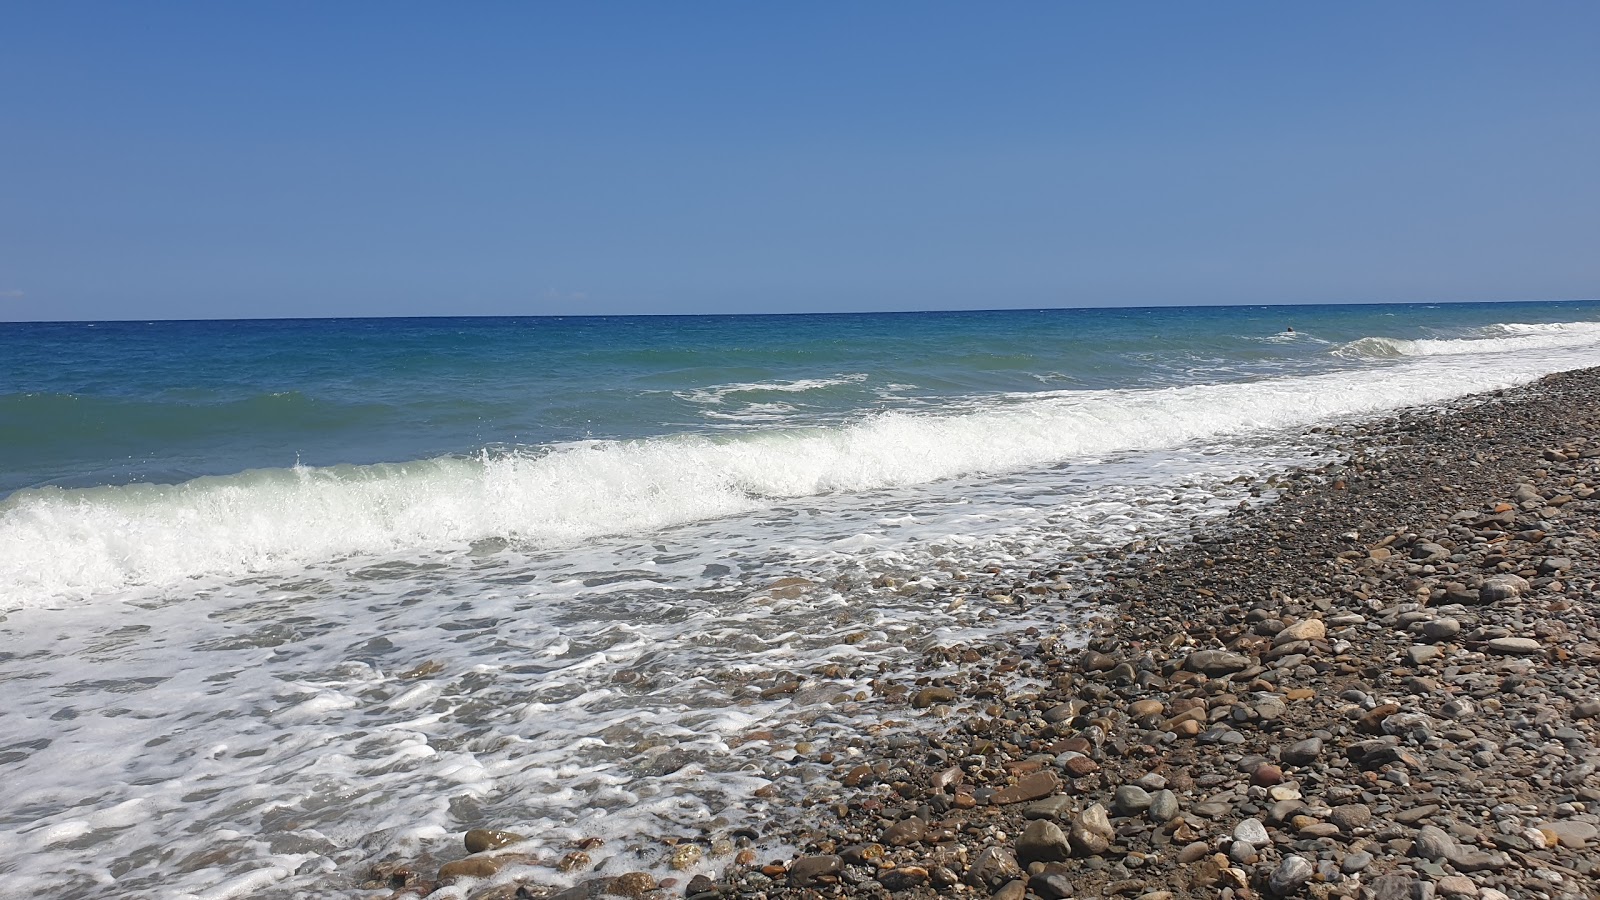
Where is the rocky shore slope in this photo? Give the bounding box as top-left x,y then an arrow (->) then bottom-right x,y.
375,367 -> 1600,900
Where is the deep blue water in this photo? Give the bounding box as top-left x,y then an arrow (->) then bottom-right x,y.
6,300 -> 1599,496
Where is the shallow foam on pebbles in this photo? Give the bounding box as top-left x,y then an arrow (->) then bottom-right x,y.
0,436 -> 1323,899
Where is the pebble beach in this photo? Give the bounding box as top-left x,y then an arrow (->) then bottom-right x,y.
376,367 -> 1600,900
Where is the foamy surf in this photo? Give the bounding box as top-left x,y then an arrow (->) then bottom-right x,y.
1333,320 -> 1600,359
6,331 -> 1600,606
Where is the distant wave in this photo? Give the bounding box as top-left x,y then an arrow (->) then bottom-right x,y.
676,374 -> 868,405
1251,331 -> 1332,346
6,339 -> 1598,607
1333,321 -> 1600,360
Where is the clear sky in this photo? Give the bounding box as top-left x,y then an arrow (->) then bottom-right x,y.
2,3 -> 1597,321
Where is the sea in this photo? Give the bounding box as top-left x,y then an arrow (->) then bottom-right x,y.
4,300 -> 1600,898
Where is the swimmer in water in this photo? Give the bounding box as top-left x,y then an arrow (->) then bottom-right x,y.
1286,326 -> 1294,334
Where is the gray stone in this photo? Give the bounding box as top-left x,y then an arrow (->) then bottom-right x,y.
1113,785 -> 1153,816
1369,874 -> 1420,900
1185,649 -> 1252,675
1420,618 -> 1461,642
1282,737 -> 1323,765
1028,872 -> 1075,900
1268,855 -> 1314,895
1414,825 -> 1456,860
1228,840 -> 1257,863
1015,819 -> 1071,865
1023,795 -> 1075,820
1410,541 -> 1449,561
1148,789 -> 1179,823
1340,851 -> 1373,874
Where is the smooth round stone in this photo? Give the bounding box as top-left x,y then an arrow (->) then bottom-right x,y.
1228,840 -> 1257,863
1234,819 -> 1271,847
1299,822 -> 1341,838
465,828 -> 525,853
1177,842 -> 1210,863
1129,699 -> 1165,718
1114,785 -> 1153,816
1268,785 -> 1302,801
1148,790 -> 1179,823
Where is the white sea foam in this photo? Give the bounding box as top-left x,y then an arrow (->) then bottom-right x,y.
675,373 -> 868,405
5,327 -> 1600,606
1333,320 -> 1600,359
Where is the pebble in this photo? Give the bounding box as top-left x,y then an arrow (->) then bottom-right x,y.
1069,803 -> 1114,856
882,817 -> 927,846
1414,825 -> 1457,860
1147,789 -> 1178,823
965,848 -> 1021,890
1409,644 -> 1443,665
1112,785 -> 1152,816
1233,818 -> 1270,847
787,855 -> 842,887
464,828 -> 524,853
1177,842 -> 1210,863
1015,819 -> 1071,864
609,873 -> 659,899
1184,649 -> 1252,675
1028,871 -> 1075,899
1282,737 -> 1323,765
1330,803 -> 1372,832
1435,875 -> 1478,898
1276,618 -> 1326,643
993,771 -> 1061,805
696,375 -> 1600,900
1340,850 -> 1373,874
1268,855 -> 1314,895
1370,874 -> 1421,900
1420,617 -> 1462,642
1486,637 -> 1543,655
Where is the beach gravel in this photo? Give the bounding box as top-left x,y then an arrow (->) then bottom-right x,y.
363,368 -> 1600,900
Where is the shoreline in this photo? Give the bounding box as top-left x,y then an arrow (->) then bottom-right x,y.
373,367 -> 1600,900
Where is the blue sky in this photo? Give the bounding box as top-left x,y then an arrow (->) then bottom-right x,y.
1,3 -> 1597,320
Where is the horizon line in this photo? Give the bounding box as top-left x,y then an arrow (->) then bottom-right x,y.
4,295 -> 1599,327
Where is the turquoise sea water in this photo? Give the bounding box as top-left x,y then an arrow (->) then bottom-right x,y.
3,299 -> 1600,898
6,301 -> 1600,497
